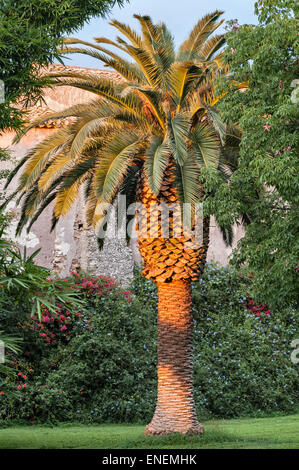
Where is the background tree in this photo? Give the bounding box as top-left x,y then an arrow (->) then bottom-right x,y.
6,12 -> 241,435
202,0 -> 298,310
0,0 -> 126,134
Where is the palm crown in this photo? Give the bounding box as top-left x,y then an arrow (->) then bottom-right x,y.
8,10 -> 240,240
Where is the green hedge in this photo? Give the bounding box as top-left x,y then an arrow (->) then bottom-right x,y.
0,264 -> 298,424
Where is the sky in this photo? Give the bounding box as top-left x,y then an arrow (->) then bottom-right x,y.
65,0 -> 258,68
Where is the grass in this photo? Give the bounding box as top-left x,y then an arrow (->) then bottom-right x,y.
0,414 -> 298,449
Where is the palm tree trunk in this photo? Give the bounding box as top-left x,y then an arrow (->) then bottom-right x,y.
145,279 -> 203,436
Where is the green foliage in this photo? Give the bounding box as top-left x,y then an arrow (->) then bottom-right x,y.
192,265 -> 298,417
0,0 -> 126,131
0,243 -> 81,318
1,264 -> 297,423
254,0 -> 298,23
0,210 -> 83,395
0,274 -> 157,423
203,2 -> 299,309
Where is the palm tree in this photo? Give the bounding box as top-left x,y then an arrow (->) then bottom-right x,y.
7,11 -> 241,435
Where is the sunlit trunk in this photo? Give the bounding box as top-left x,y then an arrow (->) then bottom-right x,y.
145,280 -> 203,436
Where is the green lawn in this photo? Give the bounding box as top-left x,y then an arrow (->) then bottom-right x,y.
0,414 -> 298,449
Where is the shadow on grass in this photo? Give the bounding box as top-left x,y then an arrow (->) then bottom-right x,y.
123,429 -> 241,448
121,428 -> 289,449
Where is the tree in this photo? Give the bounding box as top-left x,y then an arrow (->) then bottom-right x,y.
6,12 -> 241,435
203,0 -> 298,310
0,0 -> 126,132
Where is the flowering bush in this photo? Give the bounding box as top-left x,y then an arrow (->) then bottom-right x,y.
68,271 -> 132,303
0,283 -> 156,423
245,297 -> 271,317
0,264 -> 297,424
20,272 -> 132,347
0,271 -> 132,400
22,308 -> 90,346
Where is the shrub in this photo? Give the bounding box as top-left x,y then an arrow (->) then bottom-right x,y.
191,264 -> 298,417
0,263 -> 298,423
0,287 -> 157,424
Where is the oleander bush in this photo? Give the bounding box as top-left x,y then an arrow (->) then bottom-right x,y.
0,272 -> 157,423
0,264 -> 298,424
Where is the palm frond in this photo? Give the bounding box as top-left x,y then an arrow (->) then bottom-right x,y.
38,154 -> 73,193
206,106 -> 227,146
190,121 -> 220,169
13,103 -> 94,143
178,11 -> 224,61
128,85 -> 165,130
18,130 -> 72,190
216,219 -> 234,247
167,62 -> 203,110
134,15 -> 175,81
117,42 -> 161,87
54,181 -> 79,218
167,112 -> 190,166
16,184 -> 40,235
145,136 -> 171,194
94,132 -> 145,202
60,156 -> 97,191
175,156 -> 202,229
4,156 -> 28,189
175,156 -> 201,205
63,36 -> 127,54
60,45 -> 145,84
69,117 -> 114,158
26,192 -> 57,233
109,19 -> 143,48
198,35 -> 225,61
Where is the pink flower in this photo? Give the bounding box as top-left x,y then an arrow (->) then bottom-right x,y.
278,80 -> 283,89
231,48 -> 235,54
17,385 -> 22,390
60,325 -> 67,332
275,150 -> 281,155
263,122 -> 271,132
